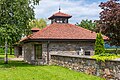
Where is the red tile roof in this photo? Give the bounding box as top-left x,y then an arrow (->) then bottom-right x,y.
22,23 -> 108,41
31,27 -> 40,31
48,12 -> 72,19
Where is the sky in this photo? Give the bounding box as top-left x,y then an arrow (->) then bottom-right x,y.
34,0 -> 107,24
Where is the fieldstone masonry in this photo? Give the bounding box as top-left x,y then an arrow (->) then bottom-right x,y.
50,54 -> 120,80
49,41 -> 95,55
20,41 -> 120,79
21,41 -> 95,65
22,42 -> 48,65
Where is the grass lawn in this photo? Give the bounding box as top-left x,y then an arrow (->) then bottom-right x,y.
0,61 -> 104,80
0,54 -> 15,59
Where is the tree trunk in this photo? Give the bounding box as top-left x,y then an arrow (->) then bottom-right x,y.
4,40 -> 8,64
10,46 -> 12,55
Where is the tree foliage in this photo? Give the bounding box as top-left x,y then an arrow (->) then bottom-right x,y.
0,0 -> 40,43
95,33 -> 105,55
0,0 -> 40,63
97,0 -> 120,46
76,19 -> 96,31
29,18 -> 47,29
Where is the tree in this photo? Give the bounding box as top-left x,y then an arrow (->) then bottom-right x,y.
95,33 -> 105,55
0,0 -> 40,64
29,18 -> 47,29
97,0 -> 120,46
76,19 -> 96,31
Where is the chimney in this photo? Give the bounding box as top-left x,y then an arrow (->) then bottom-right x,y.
31,27 -> 40,33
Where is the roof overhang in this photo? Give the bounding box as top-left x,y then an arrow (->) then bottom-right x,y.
22,38 -> 96,43
48,16 -> 72,19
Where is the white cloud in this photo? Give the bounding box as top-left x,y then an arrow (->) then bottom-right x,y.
34,0 -> 102,24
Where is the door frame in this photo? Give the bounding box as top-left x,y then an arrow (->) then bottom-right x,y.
34,44 -> 42,60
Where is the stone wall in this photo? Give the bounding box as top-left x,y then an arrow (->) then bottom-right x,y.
21,41 -> 95,65
49,41 -> 95,56
22,42 -> 48,65
50,54 -> 120,80
22,41 -> 95,65
22,43 -> 33,63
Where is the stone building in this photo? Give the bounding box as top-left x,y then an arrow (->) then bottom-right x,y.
16,11 -> 108,65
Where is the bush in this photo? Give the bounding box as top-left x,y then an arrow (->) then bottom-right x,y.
95,33 -> 105,55
105,48 -> 120,54
92,54 -> 120,62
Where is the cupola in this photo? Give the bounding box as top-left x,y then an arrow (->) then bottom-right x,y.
48,9 -> 72,24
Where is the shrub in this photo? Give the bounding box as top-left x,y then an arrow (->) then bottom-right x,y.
92,54 -> 120,62
95,33 -> 105,55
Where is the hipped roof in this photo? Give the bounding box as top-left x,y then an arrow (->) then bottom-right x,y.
48,12 -> 72,19
21,23 -> 108,42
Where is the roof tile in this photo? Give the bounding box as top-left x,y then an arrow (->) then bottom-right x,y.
23,23 -> 108,40
48,12 -> 72,19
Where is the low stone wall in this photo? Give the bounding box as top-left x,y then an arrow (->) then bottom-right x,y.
50,54 -> 120,80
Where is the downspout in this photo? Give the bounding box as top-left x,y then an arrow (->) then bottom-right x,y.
47,41 -> 50,64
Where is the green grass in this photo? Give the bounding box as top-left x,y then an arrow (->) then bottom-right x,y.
0,48 -> 14,55
0,54 -> 15,59
0,61 -> 104,80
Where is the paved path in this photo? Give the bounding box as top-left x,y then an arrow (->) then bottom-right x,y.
0,59 -> 3,60
8,58 -> 23,61
0,58 -> 23,61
